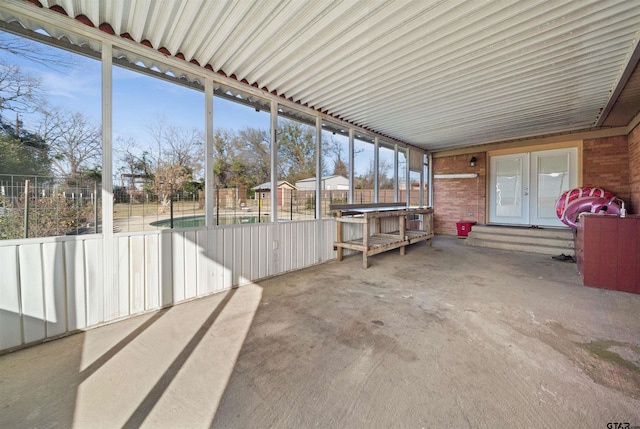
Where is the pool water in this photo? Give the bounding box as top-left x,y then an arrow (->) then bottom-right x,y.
151,215 -> 269,228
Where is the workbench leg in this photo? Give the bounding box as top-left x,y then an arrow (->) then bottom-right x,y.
336,211 -> 343,261
400,214 -> 406,256
363,217 -> 370,268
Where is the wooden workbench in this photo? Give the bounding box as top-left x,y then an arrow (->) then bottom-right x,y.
331,203 -> 434,268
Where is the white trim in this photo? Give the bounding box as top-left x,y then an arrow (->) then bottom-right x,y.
434,173 -> 479,179
205,79 -> 214,227
101,42 -> 115,317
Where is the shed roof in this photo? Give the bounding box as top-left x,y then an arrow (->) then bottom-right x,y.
252,181 -> 296,191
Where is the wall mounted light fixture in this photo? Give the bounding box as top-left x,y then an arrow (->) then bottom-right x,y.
469,156 -> 477,167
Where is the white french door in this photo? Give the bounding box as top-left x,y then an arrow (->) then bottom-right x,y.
489,148 -> 577,227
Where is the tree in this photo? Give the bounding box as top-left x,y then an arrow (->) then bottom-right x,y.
212,129 -> 235,187
323,135 -> 348,177
236,127 -> 270,186
277,119 -> 315,184
144,119 -> 204,212
0,60 -> 41,114
0,117 -> 51,176
150,161 -> 190,213
36,106 -> 101,180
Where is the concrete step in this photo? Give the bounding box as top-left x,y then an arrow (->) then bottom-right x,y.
469,224 -> 573,240
468,231 -> 574,248
465,237 -> 575,256
464,224 -> 575,256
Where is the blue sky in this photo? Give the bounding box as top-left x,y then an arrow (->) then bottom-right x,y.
1,29 -> 393,179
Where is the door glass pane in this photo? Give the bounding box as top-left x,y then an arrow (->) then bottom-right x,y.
537,154 -> 569,219
495,158 -> 522,217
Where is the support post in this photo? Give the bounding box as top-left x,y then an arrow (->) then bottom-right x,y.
336,211 -> 343,262
23,180 -> 29,238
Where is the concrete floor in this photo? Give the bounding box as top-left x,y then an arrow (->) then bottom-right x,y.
1,236 -> 639,428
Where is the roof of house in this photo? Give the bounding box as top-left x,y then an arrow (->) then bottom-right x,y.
252,181 -> 297,191
296,175 -> 348,183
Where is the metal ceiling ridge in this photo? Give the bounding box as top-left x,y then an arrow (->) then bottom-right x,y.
305,21 -> 635,110
306,50 -> 628,115
283,0 -> 633,102
247,0 -> 430,89
271,0 -> 503,94
338,56 -> 620,114
1,0 -> 417,151
385,67 -> 616,119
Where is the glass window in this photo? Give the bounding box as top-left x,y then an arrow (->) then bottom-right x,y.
353,134 -> 374,204
212,88 -> 271,225
0,29 -> 101,239
409,171 -> 421,206
398,148 -> 407,204
277,107 -> 316,221
378,142 -> 395,203
112,53 -> 204,232
424,154 -> 429,206
321,121 -> 349,217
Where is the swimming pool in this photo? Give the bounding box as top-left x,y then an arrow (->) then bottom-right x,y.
151,214 -> 269,228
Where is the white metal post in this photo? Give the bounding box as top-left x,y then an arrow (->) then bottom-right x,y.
316,116 -> 323,263
419,158 -> 424,207
394,144 -> 399,202
428,153 -> 434,207
270,101 -> 278,221
348,128 -> 354,204
404,147 -> 410,207
205,79 -> 214,226
374,137 -> 379,203
316,116 -> 322,220
101,42 -> 115,315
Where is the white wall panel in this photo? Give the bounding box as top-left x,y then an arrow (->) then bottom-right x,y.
250,225 -> 260,281
103,243 -> 119,323
184,231 -> 198,300
223,228 -> 234,289
211,228 -> 225,293
85,238 -> 104,327
232,227 -> 242,286
1,218 -> 338,352
64,240 -> 86,330
0,246 -> 22,349
130,235 -> 145,314
258,225 -> 269,279
171,232 -> 186,302
240,227 -> 252,284
322,219 -> 337,262
42,242 -> 66,337
19,243 -> 45,344
145,234 -> 160,310
280,222 -> 291,272
196,230 -> 209,295
116,236 -> 130,317
159,232 -> 173,306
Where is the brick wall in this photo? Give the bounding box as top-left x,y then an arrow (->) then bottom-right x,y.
582,136 -> 631,207
433,153 -> 486,235
628,125 -> 640,214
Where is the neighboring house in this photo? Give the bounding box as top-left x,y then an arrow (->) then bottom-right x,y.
295,175 -> 348,191
252,180 -> 297,207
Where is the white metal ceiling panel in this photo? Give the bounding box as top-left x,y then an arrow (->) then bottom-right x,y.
6,0 -> 640,151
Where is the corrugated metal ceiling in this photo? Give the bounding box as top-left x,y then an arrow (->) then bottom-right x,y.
6,0 -> 640,151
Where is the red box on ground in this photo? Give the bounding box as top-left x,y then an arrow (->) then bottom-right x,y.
456,221 -> 476,237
